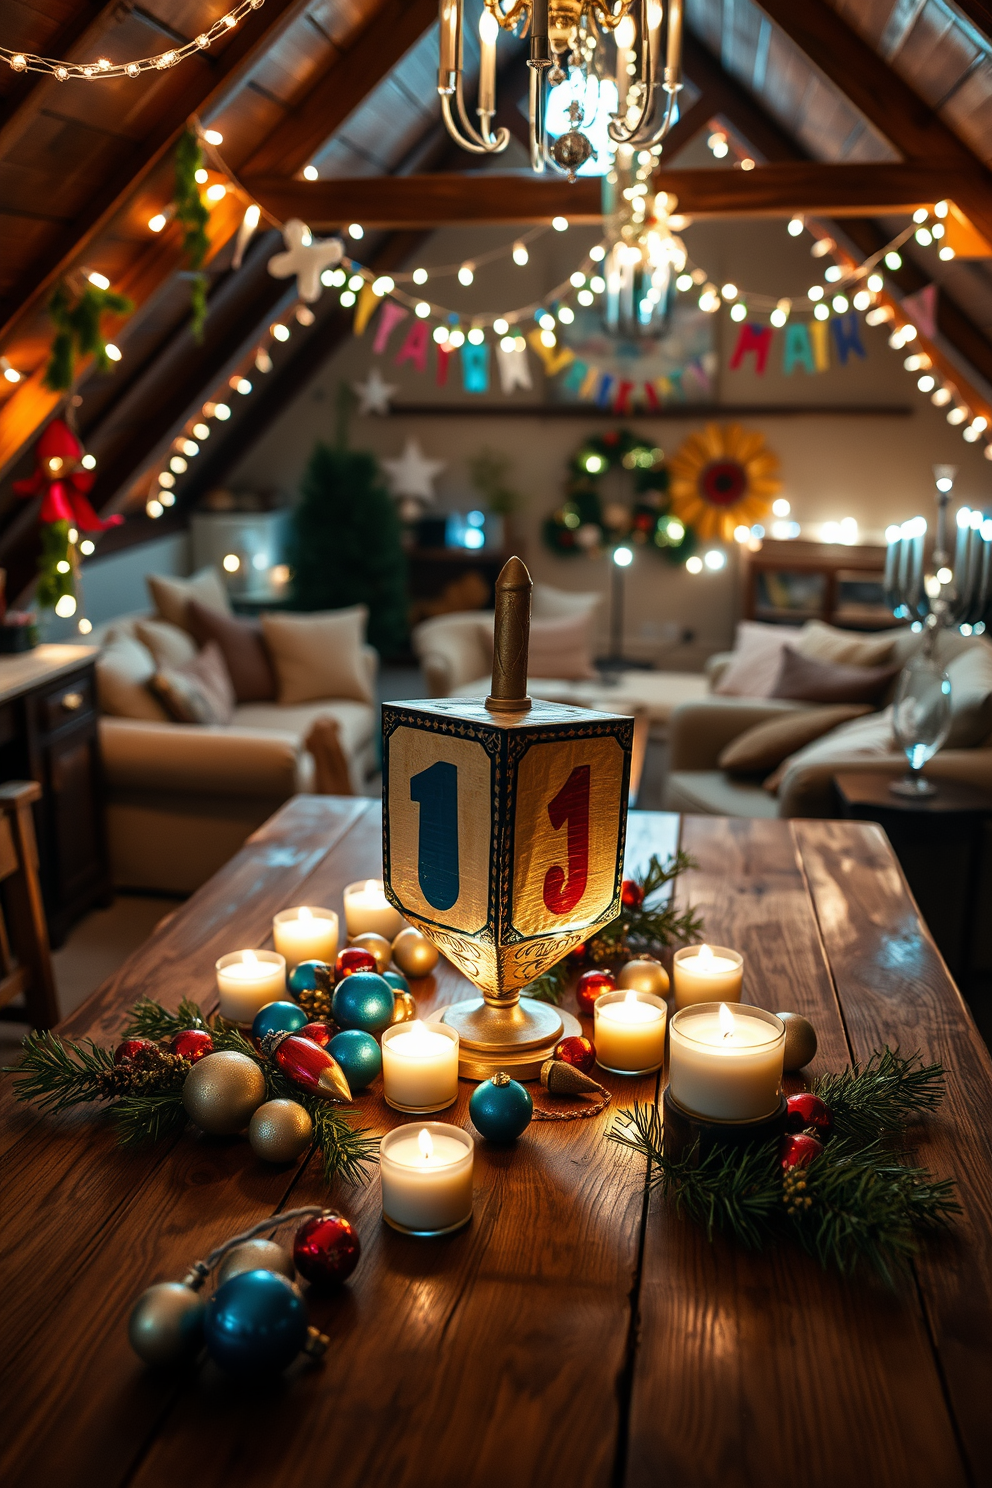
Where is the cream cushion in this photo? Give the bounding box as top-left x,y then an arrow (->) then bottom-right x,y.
261,607 -> 373,706
796,620 -> 896,668
765,708 -> 896,793
532,583 -> 601,620
134,617 -> 199,669
713,622 -> 803,698
944,642 -> 992,748
718,704 -> 873,775
96,633 -> 169,722
528,612 -> 597,681
233,699 -> 375,760
147,566 -> 231,630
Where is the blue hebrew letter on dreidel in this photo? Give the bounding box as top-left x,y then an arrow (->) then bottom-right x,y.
411,760 -> 459,911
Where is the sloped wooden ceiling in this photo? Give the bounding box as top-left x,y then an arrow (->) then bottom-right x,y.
1,0 -> 992,600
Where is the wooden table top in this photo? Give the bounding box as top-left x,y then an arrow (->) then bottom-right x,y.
3,798 -> 992,1488
0,642 -> 97,704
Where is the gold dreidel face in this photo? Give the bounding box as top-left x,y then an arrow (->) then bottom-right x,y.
382,557 -> 632,1077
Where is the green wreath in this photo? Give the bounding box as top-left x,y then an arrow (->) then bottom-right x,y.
543,428 -> 696,564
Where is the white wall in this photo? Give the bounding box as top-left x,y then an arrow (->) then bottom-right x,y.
46,531 -> 190,640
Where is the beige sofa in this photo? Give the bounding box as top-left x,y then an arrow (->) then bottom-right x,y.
665,625 -> 992,819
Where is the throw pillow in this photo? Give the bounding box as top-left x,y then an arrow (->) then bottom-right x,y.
943,643 -> 992,748
147,566 -> 231,631
713,622 -> 803,698
186,598 -> 277,704
764,708 -> 896,794
261,607 -> 373,706
150,642 -> 236,726
796,620 -> 896,668
134,617 -> 198,670
718,704 -> 873,776
528,612 -> 598,680
96,633 -> 170,722
771,647 -> 900,705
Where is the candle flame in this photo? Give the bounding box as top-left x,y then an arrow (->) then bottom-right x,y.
298,906 -> 312,921
624,988 -> 638,1006
718,1002 -> 735,1040
365,879 -> 380,895
418,1127 -> 434,1161
243,949 -> 258,966
698,943 -> 713,967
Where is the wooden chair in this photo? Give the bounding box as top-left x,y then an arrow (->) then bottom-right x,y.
0,781 -> 58,1030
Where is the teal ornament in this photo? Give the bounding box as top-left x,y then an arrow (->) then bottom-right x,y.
328,1030 -> 382,1091
383,970 -> 410,994
469,1071 -> 533,1142
252,1001 -> 309,1041
287,959 -> 332,998
203,1269 -> 309,1375
331,971 -> 394,1034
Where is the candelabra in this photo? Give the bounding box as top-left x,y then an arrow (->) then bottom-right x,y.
884,465 -> 992,650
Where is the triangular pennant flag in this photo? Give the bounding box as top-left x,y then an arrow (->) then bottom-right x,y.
902,283 -> 937,339
782,322 -> 815,375
461,341 -> 490,394
595,373 -> 616,408
578,365 -> 600,400
395,319 -> 430,373
830,311 -> 866,365
614,379 -> 635,415
372,301 -> 409,355
560,359 -> 587,394
495,340 -> 533,393
436,343 -> 452,387
643,381 -> 660,411
353,283 -> 378,335
729,323 -> 774,374
527,329 -> 575,377
809,319 -> 830,371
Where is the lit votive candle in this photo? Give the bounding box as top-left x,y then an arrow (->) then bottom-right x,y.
215,949 -> 286,1024
668,1002 -> 785,1122
381,1019 -> 459,1112
343,878 -> 407,941
672,943 -> 743,1009
594,988 -> 667,1075
272,906 -> 339,969
380,1123 -> 474,1236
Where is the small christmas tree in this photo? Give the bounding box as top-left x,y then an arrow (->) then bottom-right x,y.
288,439 -> 409,659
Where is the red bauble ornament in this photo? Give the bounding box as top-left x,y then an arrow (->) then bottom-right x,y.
294,1212 -> 361,1287
780,1133 -> 823,1171
576,969 -> 615,1016
171,1029 -> 214,1064
620,879 -> 644,909
554,1035 -> 596,1075
300,1021 -> 334,1048
262,1030 -> 352,1101
114,1038 -> 154,1064
785,1092 -> 832,1139
569,942 -> 589,964
334,947 -> 377,981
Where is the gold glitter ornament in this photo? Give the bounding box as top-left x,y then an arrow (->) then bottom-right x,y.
248,1098 -> 314,1162
391,926 -> 439,979
616,958 -> 670,998
351,932 -> 393,974
389,989 -> 417,1024
181,1050 -> 266,1134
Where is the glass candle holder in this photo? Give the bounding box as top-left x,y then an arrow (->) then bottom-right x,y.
215,950 -> 286,1025
380,1122 -> 474,1236
668,1002 -> 785,1122
272,907 -> 339,969
343,878 -> 407,941
593,988 -> 667,1075
381,1020 -> 459,1113
672,944 -> 743,1009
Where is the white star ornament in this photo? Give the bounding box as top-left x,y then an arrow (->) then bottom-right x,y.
267,220 -> 343,303
353,367 -> 397,416
382,440 -> 446,502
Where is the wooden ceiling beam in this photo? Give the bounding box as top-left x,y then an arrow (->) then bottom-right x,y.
244,163 -> 972,227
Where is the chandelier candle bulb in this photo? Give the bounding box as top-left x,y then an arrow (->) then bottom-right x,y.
343,879 -> 406,941
672,944 -> 743,1009
381,1020 -> 459,1113
272,907 -> 339,970
668,1003 -> 786,1122
379,1124 -> 474,1236
215,950 -> 287,1024
594,989 -> 667,1075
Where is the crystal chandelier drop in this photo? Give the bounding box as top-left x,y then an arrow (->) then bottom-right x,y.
437,0 -> 684,178
603,154 -> 688,335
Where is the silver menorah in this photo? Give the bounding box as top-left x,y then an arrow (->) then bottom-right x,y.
884,465 -> 992,644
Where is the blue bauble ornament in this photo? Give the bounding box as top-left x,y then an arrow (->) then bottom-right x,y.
331,971 -> 394,1034
383,970 -> 410,994
252,1000 -> 309,1042
203,1270 -> 308,1376
287,960 -> 331,998
328,1030 -> 381,1091
469,1072 -> 533,1142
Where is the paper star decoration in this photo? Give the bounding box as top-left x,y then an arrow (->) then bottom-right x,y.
353,367 -> 397,416
382,440 -> 446,502
267,219 -> 343,303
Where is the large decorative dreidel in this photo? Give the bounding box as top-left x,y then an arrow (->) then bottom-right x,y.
382,557 -> 633,1078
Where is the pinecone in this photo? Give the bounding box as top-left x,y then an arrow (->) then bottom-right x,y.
295,986 -> 333,1022
96,1046 -> 190,1098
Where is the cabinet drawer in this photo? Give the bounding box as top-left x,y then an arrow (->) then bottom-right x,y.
39,674 -> 95,731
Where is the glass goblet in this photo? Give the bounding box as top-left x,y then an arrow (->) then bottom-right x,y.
890,656 -> 951,798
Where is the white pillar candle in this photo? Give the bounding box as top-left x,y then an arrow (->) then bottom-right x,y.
594,988 -> 667,1074
343,879 -> 407,941
272,906 -> 339,969
215,950 -> 286,1024
668,1002 -> 785,1122
380,1123 -> 474,1235
381,1020 -> 459,1112
672,943 -> 743,1009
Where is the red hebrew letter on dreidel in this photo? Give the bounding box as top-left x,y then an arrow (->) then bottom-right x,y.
543,765 -> 590,914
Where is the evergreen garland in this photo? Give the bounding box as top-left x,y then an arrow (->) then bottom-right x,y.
608,1050 -> 959,1287
43,280 -> 134,391
4,997 -> 379,1186
35,520 -> 74,610
528,850 -> 702,1005
174,130 -> 211,340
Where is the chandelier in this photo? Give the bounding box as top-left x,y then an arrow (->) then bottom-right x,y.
437,0 -> 684,177
603,156 -> 687,334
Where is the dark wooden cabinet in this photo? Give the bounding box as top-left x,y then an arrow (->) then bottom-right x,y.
0,649 -> 110,946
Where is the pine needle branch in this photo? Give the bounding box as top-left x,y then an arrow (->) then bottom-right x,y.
112,1091 -> 189,1147
812,1048 -> 945,1145
267,1067 -> 379,1185
3,1031 -> 116,1111
124,997 -> 210,1041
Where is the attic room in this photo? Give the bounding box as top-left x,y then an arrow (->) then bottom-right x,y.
3,1 -> 992,1484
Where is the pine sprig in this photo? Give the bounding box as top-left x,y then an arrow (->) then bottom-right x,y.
812,1048 -> 945,1145
4,1030 -> 116,1112
124,996 -> 209,1041
113,1090 -> 189,1147
174,130 -> 210,339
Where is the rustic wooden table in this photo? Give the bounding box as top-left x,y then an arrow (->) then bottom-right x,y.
3,798 -> 992,1488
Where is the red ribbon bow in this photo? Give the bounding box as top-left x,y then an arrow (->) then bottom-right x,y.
13,419 -> 122,531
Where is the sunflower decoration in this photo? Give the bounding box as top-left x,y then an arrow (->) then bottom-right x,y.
668,424 -> 781,542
